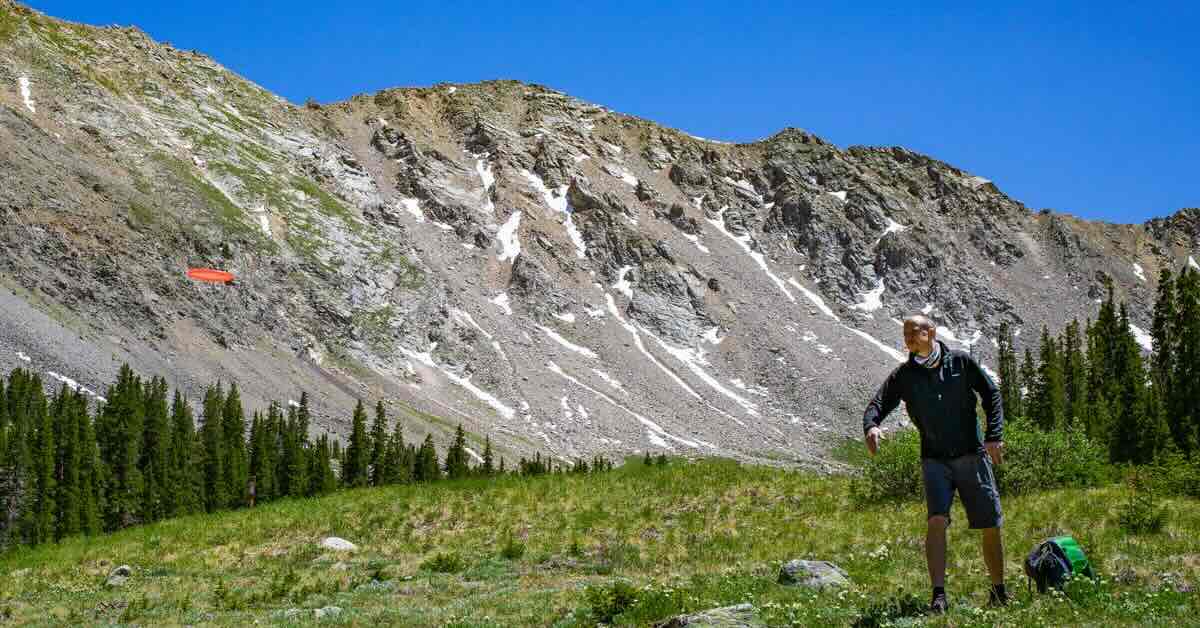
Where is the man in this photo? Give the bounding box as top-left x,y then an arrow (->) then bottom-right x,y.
862,314 -> 1007,613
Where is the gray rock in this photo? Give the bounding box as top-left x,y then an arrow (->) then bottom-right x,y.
320,537 -> 357,551
778,559 -> 849,588
314,606 -> 342,619
104,565 -> 132,587
657,603 -> 764,627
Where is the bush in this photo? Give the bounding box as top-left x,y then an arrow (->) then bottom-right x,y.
1117,474 -> 1168,534
851,419 -> 1110,504
584,579 -> 639,623
1143,451 -> 1200,498
420,551 -> 465,573
499,534 -> 526,561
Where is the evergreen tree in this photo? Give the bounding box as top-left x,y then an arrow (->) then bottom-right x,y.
382,419 -> 409,485
996,322 -> 1022,422
139,377 -> 170,523
444,424 -> 470,480
221,383 -> 248,508
481,436 -> 495,477
1059,320 -> 1087,428
50,385 -> 81,541
97,364 -> 144,531
1171,268 -> 1200,455
414,434 -> 440,482
310,434 -> 338,495
199,383 -> 226,513
369,401 -> 388,486
343,400 -> 370,488
166,391 -> 201,517
1108,304 -> 1154,463
1029,326 -> 1067,431
76,393 -> 102,536
282,404 -> 309,498
1,370 -> 34,547
25,378 -> 55,544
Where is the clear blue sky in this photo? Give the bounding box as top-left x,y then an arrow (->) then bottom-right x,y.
29,0 -> 1199,224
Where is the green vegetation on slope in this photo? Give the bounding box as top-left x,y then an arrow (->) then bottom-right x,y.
1,458 -> 1196,626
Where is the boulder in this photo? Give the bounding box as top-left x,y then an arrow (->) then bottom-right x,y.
657,603 -> 764,627
777,559 -> 849,588
105,565 -> 132,587
320,537 -> 357,551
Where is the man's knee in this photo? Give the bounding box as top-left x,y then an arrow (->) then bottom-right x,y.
928,514 -> 950,529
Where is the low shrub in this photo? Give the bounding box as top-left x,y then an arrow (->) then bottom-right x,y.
420,551 -> 465,574
584,579 -> 639,624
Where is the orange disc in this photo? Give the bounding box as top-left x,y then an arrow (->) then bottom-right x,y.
186,268 -> 235,284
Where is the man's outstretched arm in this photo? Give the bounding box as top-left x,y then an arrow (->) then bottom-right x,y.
863,369 -> 903,454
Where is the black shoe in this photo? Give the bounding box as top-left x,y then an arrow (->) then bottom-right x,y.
929,591 -> 949,614
987,586 -> 1009,608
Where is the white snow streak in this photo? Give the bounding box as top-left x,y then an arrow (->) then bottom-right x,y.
496,211 -> 522,262
643,328 -> 760,417
399,197 -> 423,222
1133,263 -> 1146,282
592,369 -> 627,394
1190,256 -> 1200,271
17,77 -> 35,113
554,312 -> 576,324
612,266 -> 635,299
537,325 -> 598,359
604,164 -> 639,187
707,206 -> 794,302
475,158 -> 495,213
399,343 -> 515,420
519,169 -> 585,258
787,278 -> 839,321
850,278 -> 886,313
1129,323 -> 1154,352
605,293 -> 702,400
702,327 -> 724,345
490,292 -> 513,315
845,328 -> 906,362
464,447 -> 483,463
15,351 -> 31,362
828,190 -> 847,202
722,176 -> 762,202
681,232 -> 710,253
451,308 -> 492,339
547,360 -> 712,451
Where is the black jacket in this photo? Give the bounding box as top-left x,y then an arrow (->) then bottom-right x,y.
862,340 -> 1004,460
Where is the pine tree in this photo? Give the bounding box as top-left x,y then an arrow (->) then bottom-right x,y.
167,391 -> 201,517
343,400 -> 370,488
139,377 -> 170,523
1108,303 -> 1154,463
1151,268 -> 1182,452
481,436 -> 495,477
996,322 -> 1022,422
444,424 -> 470,480
1019,347 -> 1037,421
1171,268 -> 1200,454
369,401 -> 388,486
76,393 -> 102,536
1,370 -> 33,547
310,434 -> 338,495
97,364 -> 145,531
1029,326 -> 1066,431
414,434 -> 440,482
49,385 -> 81,541
221,383 -> 248,508
1059,320 -> 1087,429
199,383 -> 226,513
382,419 -> 409,485
25,378 -> 55,545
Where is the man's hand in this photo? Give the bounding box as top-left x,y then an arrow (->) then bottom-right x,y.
865,426 -> 883,456
985,441 -> 1004,465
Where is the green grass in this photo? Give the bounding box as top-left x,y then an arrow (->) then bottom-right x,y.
0,460 -> 1196,626
291,176 -> 360,230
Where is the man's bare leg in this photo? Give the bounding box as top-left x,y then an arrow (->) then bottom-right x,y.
927,515 -> 949,587
981,527 -> 1004,585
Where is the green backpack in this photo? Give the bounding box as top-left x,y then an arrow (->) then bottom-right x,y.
1023,536 -> 1096,593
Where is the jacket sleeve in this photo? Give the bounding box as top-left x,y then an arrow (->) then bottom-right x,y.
967,355 -> 1004,442
863,367 -> 903,435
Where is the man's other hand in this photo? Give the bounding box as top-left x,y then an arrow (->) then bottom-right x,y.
865,426 -> 883,456
985,441 -> 1004,465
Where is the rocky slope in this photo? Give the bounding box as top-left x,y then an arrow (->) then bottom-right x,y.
1,1 -> 1196,466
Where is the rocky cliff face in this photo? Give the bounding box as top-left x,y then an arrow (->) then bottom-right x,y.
1,1 -> 1196,466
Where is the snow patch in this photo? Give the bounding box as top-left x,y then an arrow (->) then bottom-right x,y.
547,360 -> 711,451
606,293 -> 701,400
1133,263 -> 1146,282
707,206 -> 794,302
399,197 -> 423,223
554,312 -> 576,324
17,77 -> 35,113
845,327 -> 906,362
1129,323 -> 1154,352
702,326 -> 724,345
612,266 -> 635,299
288,399 -> 300,408
643,328 -> 760,417
496,211 -> 522,262
787,278 -> 839,321
475,158 -> 495,212
603,164 -> 638,187
922,303 -> 934,315
15,351 -> 31,363
399,343 -> 515,420
537,325 -> 598,359
681,232 -> 710,253
451,308 -> 493,339
519,169 -> 585,258
850,278 -> 886,313
464,446 -> 483,463
490,292 -> 512,315
968,176 -> 991,188
592,368 -> 627,394
828,190 -> 847,202
722,176 -> 762,202
1190,256 -> 1200,271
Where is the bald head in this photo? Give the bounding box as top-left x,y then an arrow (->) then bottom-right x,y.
903,314 -> 937,356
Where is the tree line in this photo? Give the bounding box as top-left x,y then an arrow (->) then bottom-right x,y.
0,366 -> 613,552
995,266 -> 1200,464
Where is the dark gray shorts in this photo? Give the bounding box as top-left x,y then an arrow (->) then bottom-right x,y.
922,453 -> 1003,529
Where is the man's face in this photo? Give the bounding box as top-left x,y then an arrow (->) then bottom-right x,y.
903,320 -> 935,356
